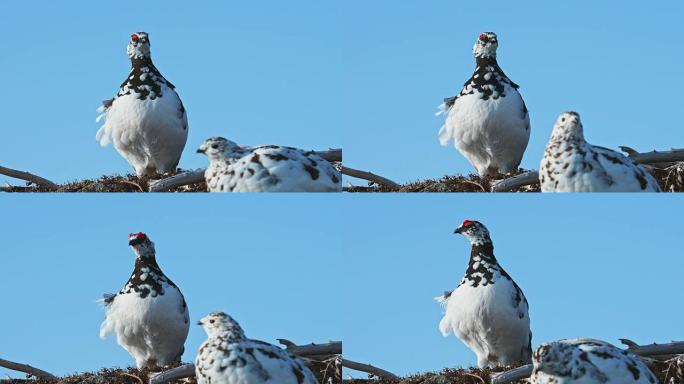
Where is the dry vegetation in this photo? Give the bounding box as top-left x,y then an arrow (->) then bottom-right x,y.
343,358 -> 684,384
2,357 -> 341,384
1,170 -> 206,193
346,163 -> 684,193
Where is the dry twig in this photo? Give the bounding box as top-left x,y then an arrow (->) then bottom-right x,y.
0,358 -> 58,380
341,358 -> 399,380
0,165 -> 58,190
148,363 -> 195,384
341,166 -> 399,189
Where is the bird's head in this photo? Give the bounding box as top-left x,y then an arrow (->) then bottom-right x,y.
454,220 -> 491,245
197,311 -> 246,340
473,32 -> 498,58
197,137 -> 240,161
127,32 -> 151,60
128,232 -> 155,258
550,111 -> 584,142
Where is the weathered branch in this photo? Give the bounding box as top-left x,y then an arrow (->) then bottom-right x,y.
0,358 -> 58,380
149,149 -> 342,192
620,339 -> 684,356
490,364 -> 533,384
148,363 -> 195,384
313,148 -> 342,163
341,166 -> 399,189
491,171 -> 539,192
278,340 -> 342,356
148,169 -> 205,192
341,358 -> 399,380
620,147 -> 684,164
0,165 -> 58,190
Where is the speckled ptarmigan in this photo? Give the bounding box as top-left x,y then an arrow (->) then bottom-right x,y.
197,137 -> 342,192
438,32 -> 530,177
530,339 -> 658,384
96,32 -> 188,177
436,220 -> 532,368
100,232 -> 189,368
195,312 -> 319,384
540,112 -> 661,192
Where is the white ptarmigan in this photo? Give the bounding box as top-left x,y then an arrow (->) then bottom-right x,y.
530,339 -> 658,384
96,32 -> 188,177
195,312 -> 319,384
540,112 -> 661,192
436,220 -> 532,368
438,32 -> 530,177
100,232 -> 189,368
197,137 -> 342,192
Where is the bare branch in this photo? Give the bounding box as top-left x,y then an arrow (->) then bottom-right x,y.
491,171 -> 539,192
314,149 -> 342,163
0,165 -> 57,190
490,364 -> 533,384
283,341 -> 342,356
277,338 -> 298,348
620,147 -> 684,164
148,169 -> 205,192
341,166 -> 399,189
148,363 -> 195,384
0,358 -> 58,380
341,358 -> 399,380
620,340 -> 684,356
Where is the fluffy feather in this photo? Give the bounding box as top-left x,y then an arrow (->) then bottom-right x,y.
438,32 -> 530,177
198,137 -> 341,192
539,112 -> 660,192
195,312 -> 319,384
530,339 -> 658,384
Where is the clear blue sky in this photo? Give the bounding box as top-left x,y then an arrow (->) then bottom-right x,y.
0,196 -> 342,378
0,1 -> 343,185
342,195 -> 684,377
340,1 -> 684,184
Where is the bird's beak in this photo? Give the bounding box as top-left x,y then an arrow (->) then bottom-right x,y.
197,320 -> 203,326
196,146 -> 206,154
454,226 -> 464,234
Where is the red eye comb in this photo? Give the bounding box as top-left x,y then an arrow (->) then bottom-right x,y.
131,34 -> 139,41
479,34 -> 488,41
137,232 -> 145,239
462,220 -> 475,226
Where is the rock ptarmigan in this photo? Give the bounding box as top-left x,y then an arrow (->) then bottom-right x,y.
530,339 -> 658,384
197,137 -> 342,192
195,312 -> 319,384
99,232 -> 189,368
436,220 -> 532,368
96,32 -> 188,177
438,32 -> 530,177
540,112 -> 661,192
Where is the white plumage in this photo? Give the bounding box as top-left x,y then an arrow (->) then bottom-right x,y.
100,232 -> 189,368
437,220 -> 532,368
438,32 -> 530,177
530,339 -> 658,384
195,312 -> 319,384
540,112 -> 661,192
197,137 -> 341,192
96,32 -> 188,177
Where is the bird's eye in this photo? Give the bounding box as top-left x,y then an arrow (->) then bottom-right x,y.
209,319 -> 215,324
561,118 -> 566,122
211,144 -> 219,149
